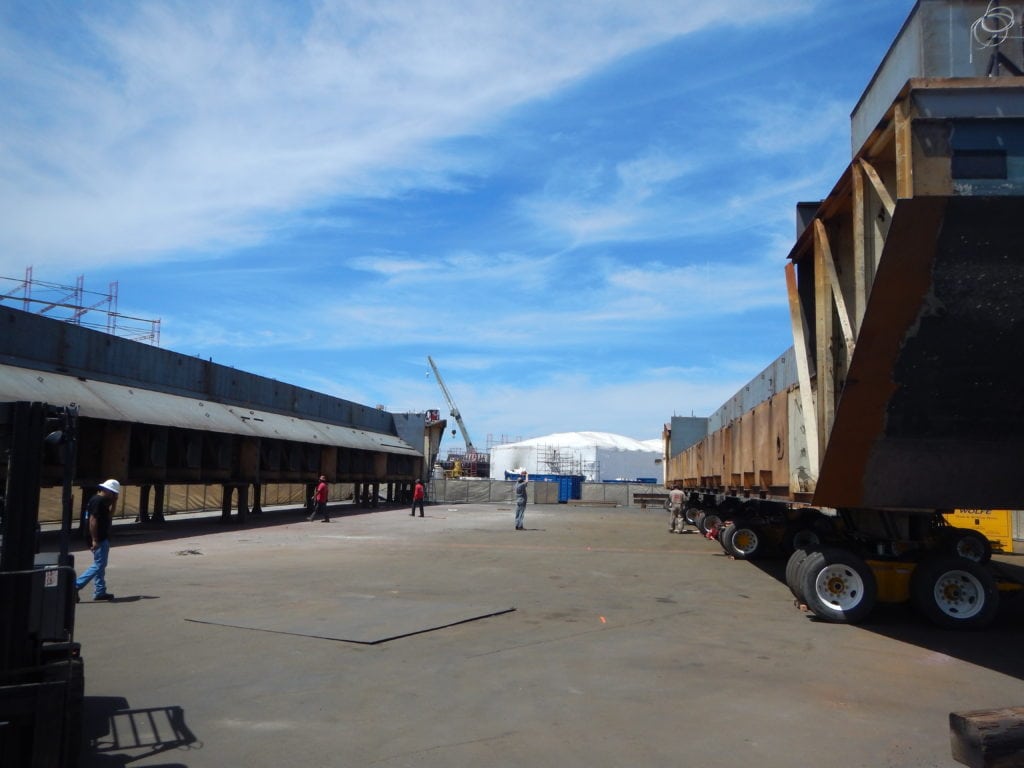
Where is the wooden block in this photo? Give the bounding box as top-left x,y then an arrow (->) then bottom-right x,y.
950,707 -> 1024,768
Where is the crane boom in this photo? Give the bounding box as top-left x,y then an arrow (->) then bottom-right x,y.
427,355 -> 476,454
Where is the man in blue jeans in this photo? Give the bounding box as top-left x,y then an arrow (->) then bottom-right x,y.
76,478 -> 120,602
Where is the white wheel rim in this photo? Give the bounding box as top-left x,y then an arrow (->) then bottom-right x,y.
734,528 -> 759,555
813,564 -> 865,612
932,569 -> 985,619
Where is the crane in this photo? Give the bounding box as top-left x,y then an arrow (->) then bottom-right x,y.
427,355 -> 477,455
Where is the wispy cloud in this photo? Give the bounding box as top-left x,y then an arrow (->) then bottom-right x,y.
0,0 -> 814,271
1,0 -> 917,449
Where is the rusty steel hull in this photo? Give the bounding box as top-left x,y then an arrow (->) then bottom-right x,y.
664,77 -> 1024,513
815,196 -> 1024,510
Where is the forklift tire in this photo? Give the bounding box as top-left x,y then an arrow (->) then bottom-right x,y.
945,530 -> 992,564
910,555 -> 999,629
799,548 -> 877,624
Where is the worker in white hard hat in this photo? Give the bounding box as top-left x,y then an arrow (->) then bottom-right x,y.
75,479 -> 121,602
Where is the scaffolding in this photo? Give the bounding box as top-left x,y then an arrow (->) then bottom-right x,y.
440,451 -> 490,479
533,445 -> 602,481
0,267 -> 161,345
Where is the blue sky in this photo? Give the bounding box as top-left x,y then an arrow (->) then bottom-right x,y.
1,0 -> 915,453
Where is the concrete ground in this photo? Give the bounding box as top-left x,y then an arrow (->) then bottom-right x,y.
63,502 -> 1024,768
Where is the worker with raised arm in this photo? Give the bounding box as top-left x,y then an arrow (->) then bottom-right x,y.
514,470 -> 528,530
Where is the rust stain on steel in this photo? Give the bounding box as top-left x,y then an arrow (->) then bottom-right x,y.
813,197 -> 946,508
816,196 -> 1024,509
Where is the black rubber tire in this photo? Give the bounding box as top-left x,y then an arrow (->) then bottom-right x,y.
698,512 -> 722,537
718,522 -> 736,553
800,548 -> 877,624
793,548 -> 830,606
910,555 -> 999,629
945,529 -> 993,564
683,505 -> 701,526
786,547 -> 818,603
725,523 -> 763,560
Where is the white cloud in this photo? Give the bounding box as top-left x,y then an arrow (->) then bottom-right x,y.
741,98 -> 851,155
415,368 -> 754,442
281,357 -> 760,443
348,255 -> 431,276
0,0 -> 814,272
616,150 -> 694,201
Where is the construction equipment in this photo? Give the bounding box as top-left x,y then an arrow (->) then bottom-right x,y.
426,356 -> 476,455
0,401 -> 83,767
663,1 -> 1024,628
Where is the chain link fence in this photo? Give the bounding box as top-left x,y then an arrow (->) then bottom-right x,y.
36,478 -> 669,524
426,478 -> 665,507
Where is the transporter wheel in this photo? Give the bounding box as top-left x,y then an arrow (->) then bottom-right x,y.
718,522 -> 737,553
910,555 -> 999,629
945,530 -> 992,564
698,511 -> 723,537
786,547 -> 818,604
684,505 -> 701,526
723,522 -> 763,560
800,548 -> 877,624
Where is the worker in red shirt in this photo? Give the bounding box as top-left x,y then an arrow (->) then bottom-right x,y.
308,475 -> 330,522
411,479 -> 425,517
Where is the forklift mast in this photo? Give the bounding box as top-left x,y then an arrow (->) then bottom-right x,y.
0,401 -> 84,768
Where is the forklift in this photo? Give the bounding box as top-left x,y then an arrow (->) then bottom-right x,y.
0,401 -> 84,767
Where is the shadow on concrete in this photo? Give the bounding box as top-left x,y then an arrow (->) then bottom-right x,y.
748,554 -> 1024,681
79,695 -> 199,767
76,595 -> 161,605
42,503 -> 409,553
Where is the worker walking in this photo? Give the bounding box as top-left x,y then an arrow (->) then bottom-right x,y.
76,478 -> 120,602
309,475 -> 330,522
514,471 -> 528,530
667,484 -> 686,533
411,479 -> 425,517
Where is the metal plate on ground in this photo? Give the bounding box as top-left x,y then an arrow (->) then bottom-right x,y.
186,596 -> 514,644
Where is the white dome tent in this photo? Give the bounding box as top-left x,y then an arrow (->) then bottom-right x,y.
489,431 -> 662,483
